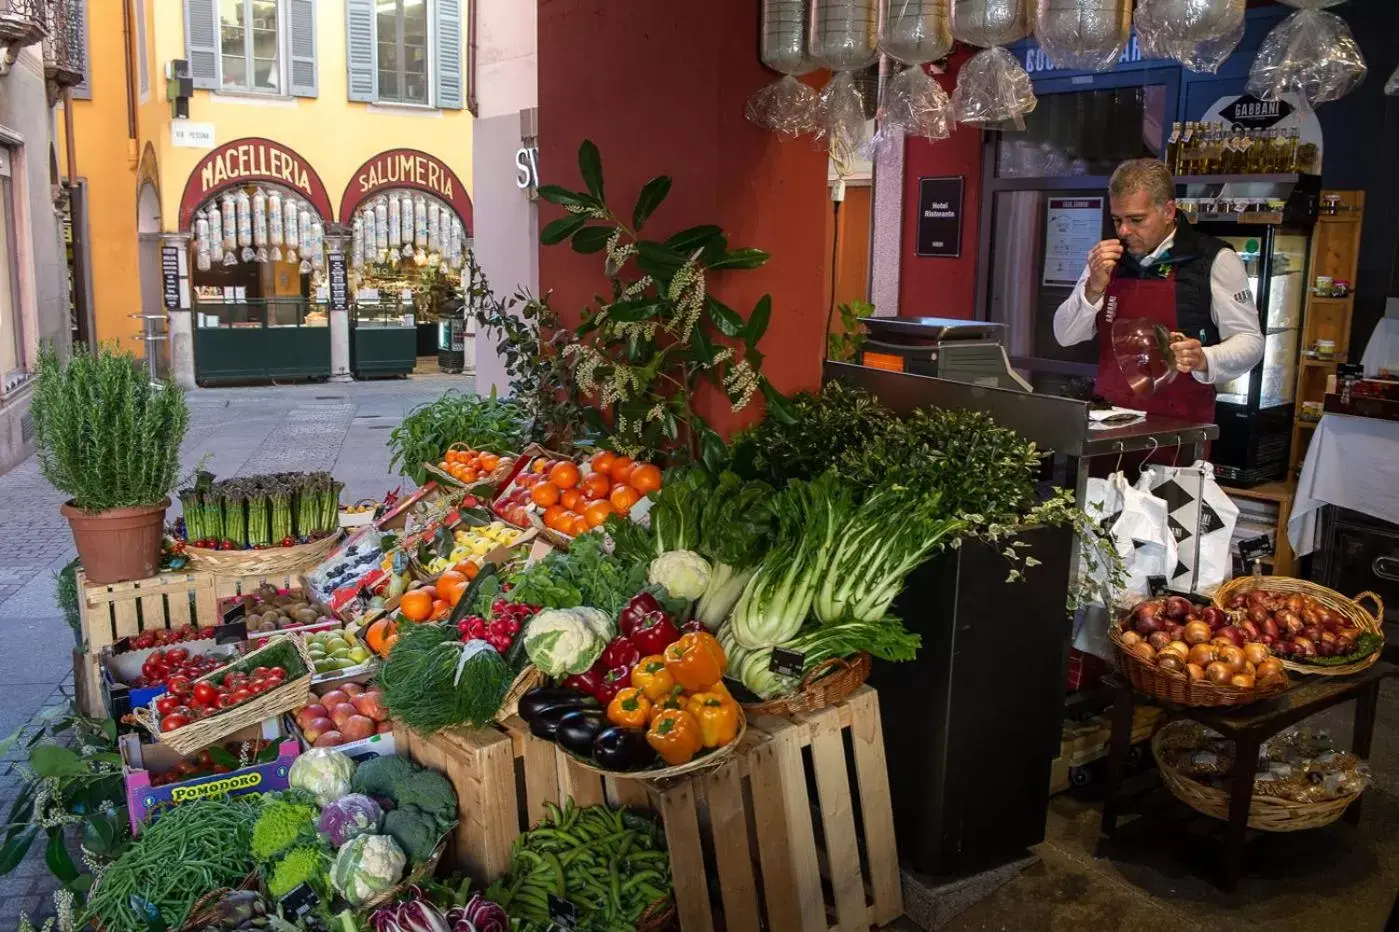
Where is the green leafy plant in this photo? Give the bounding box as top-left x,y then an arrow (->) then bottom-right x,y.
388,390 -> 530,485
464,252 -> 592,450
55,559 -> 80,646
538,140 -> 791,461
31,343 -> 189,512
827,299 -> 871,362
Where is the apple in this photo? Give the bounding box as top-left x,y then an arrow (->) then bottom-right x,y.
296,704 -> 328,729
303,716 -> 335,742
319,689 -> 349,709
313,730 -> 344,747
353,691 -> 388,722
340,682 -> 366,697
341,715 -> 375,742
330,702 -> 357,728
376,720 -> 393,734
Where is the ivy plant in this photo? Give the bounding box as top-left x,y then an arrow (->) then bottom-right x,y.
538,140 -> 793,462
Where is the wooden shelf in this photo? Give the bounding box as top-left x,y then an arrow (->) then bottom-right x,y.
1296,419 -> 1320,429
1300,358 -> 1341,368
1219,480 -> 1296,576
1309,296 -> 1354,305
1220,480 -> 1295,504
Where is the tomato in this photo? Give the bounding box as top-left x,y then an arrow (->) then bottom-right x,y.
560,488 -> 584,512
247,679 -> 270,695
610,457 -> 635,485
549,461 -> 581,490
581,472 -> 611,501
167,675 -> 192,696
530,482 -> 561,508
141,658 -> 166,681
399,589 -> 434,623
590,450 -> 617,476
265,667 -> 287,683
165,648 -> 190,664
160,713 -> 190,732
252,666 -> 271,679
629,463 -> 663,494
610,484 -> 641,514
155,695 -> 182,716
223,672 -> 248,688
219,693 -> 239,709
192,682 -> 218,706
230,688 -> 253,704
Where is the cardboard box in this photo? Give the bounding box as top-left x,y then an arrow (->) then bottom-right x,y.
102,640 -> 243,723
122,720 -> 295,835
285,673 -> 396,764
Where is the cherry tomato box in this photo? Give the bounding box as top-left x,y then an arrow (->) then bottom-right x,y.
101,639 -> 243,724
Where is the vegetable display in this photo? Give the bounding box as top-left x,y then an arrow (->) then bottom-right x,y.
1119,597 -> 1289,692
233,584 -> 338,634
293,680 -> 392,748
388,390 -> 529,486
319,793 -> 384,848
1219,587 -> 1381,664
290,747 -> 357,804
495,450 -> 661,537
332,833 -> 407,906
179,472 -> 343,549
379,622 -> 518,731
487,801 -> 673,932
497,531 -> 648,616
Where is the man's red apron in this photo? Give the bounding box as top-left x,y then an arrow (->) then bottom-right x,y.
1094,270 -> 1217,423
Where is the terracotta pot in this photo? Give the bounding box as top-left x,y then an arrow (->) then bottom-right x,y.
60,498 -> 169,585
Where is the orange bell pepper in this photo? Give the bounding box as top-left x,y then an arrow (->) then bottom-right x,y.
686,691 -> 739,748
648,687 -> 685,723
606,687 -> 653,730
664,631 -> 726,693
646,709 -> 703,766
630,655 -> 675,702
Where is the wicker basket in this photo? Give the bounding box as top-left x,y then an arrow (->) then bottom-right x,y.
185,531 -> 343,577
562,711 -> 746,782
1110,625 -> 1289,708
495,665 -> 544,723
1213,577 -> 1384,677
741,652 -> 871,717
130,634 -> 314,755
423,443 -> 517,492
360,834 -> 450,911
1152,720 -> 1362,832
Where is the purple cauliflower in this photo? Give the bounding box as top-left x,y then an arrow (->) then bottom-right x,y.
318,792 -> 384,848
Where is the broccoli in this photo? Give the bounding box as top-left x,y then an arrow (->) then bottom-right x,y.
350,755 -> 417,799
268,845 -> 329,899
393,770 -> 457,828
383,805 -> 442,861
251,798 -> 319,861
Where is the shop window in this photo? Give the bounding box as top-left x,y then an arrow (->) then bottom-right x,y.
345,0 -> 464,110
994,85 -> 1168,179
185,0 -> 317,97
0,152 -> 25,385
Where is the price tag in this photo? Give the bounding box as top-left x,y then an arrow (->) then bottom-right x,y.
214,619 -> 247,646
1338,362 -> 1364,380
279,882 -> 319,919
770,647 -> 806,678
547,893 -> 580,930
1147,576 -> 1169,597
221,601 -> 247,625
1238,535 -> 1274,565
392,549 -> 411,575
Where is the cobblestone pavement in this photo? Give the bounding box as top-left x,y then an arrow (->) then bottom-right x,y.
0,373 -> 471,926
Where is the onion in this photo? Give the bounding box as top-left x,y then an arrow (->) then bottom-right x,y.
1188,643 -> 1218,668
1129,641 -> 1156,663
1205,661 -> 1233,685
1238,620 -> 1261,641
1164,596 -> 1193,620
1200,606 -> 1227,630
1335,636 -> 1355,655
1157,654 -> 1184,674
1246,605 -> 1270,625
1292,636 -> 1316,657
1261,634 -> 1275,646
1120,630 -> 1142,648
1256,658 -> 1284,679
1261,617 -> 1280,640
1316,641 -> 1335,657
1226,594 -> 1247,610
1319,630 -> 1338,645
1244,660 -> 1257,677
1164,641 -> 1191,660
1301,625 -> 1323,643
1148,631 -> 1173,652
1285,594 -> 1305,613
1246,590 -> 1270,608
1301,606 -> 1324,627
1186,662 -> 1206,682
1133,601 -> 1164,626
1215,627 -> 1245,648
1243,642 -> 1270,666
1134,615 -> 1164,635
1217,645 -> 1246,674
1229,673 -> 1256,689
1165,624 -> 1186,641
1183,621 -> 1212,645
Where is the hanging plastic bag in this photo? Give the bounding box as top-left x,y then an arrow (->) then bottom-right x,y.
1136,0 -> 1244,75
268,190 -> 283,262
351,215 -> 365,271
810,0 -> 879,164
1136,460 -> 1239,596
747,0 -> 820,137
194,211 -> 211,272
220,192 -> 238,266
283,198 -> 299,264
1246,1 -> 1366,108
252,188 -> 268,263
400,193 -> 415,258
951,46 -> 1036,127
870,1 -> 953,149
207,204 -> 224,266
299,210 -> 313,274
1386,65 -> 1399,96
1034,0 -> 1132,73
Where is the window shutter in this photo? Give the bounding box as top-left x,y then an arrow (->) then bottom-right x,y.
345,0 -> 377,103
434,0 -> 464,110
72,0 -> 91,100
287,0 -> 317,97
184,0 -> 219,90
136,0 -> 149,100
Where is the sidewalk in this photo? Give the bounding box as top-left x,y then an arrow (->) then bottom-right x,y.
0,374 -> 469,925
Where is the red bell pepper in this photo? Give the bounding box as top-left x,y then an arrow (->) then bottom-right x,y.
594,665 -> 633,706
631,612 -> 681,656
601,636 -> 641,672
562,664 -> 604,699
618,592 -> 666,638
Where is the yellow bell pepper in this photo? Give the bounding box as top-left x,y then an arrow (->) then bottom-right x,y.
646,709 -> 703,767
686,691 -> 739,748
606,687 -> 653,730
631,655 -> 675,702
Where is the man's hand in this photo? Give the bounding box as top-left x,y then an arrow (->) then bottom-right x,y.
1169,333 -> 1208,374
1084,239 -> 1124,304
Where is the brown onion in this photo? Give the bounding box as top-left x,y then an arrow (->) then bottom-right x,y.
1256,658 -> 1284,679
1186,662 -> 1206,681
1183,621 -> 1212,645
1205,661 -> 1233,684
1157,654 -> 1184,674
1230,673 -> 1257,689
1130,641 -> 1156,662
1243,642 -> 1270,666
1217,645 -> 1246,674
1285,594 -> 1305,613
1239,620 -> 1261,641
1189,643 -> 1218,667
1148,631 -> 1174,652
1215,627 -> 1246,648
1120,630 -> 1142,648
1163,641 -> 1191,660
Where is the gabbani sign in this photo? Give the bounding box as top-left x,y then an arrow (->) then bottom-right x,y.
177,137 -> 332,228
338,148 -> 474,233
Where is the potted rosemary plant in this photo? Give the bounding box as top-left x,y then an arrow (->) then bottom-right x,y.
31,344 -> 189,583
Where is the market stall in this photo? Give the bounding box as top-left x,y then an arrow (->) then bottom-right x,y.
179,138 -> 337,384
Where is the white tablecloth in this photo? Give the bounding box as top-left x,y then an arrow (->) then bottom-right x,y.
1287,413 -> 1399,556
1362,316 -> 1399,376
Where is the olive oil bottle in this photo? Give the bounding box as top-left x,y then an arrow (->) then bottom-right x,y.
1166,121 -> 1183,175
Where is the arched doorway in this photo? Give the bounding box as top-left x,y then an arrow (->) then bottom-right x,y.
136,180 -> 166,377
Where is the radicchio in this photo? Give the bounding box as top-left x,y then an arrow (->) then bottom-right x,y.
446,893 -> 508,932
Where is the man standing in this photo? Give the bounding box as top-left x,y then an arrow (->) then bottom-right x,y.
1054,158 -> 1264,421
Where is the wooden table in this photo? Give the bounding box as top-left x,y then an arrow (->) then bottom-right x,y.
1100,662 -> 1398,891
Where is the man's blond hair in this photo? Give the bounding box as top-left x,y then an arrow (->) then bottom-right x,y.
1109,159 -> 1175,206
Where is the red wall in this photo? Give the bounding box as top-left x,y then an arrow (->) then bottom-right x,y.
537,0 -> 831,437
899,50 -> 985,320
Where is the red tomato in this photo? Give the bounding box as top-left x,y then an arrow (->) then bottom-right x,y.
252,666 -> 271,679
265,667 -> 286,683
155,695 -> 182,716
230,688 -> 253,704
192,682 -> 219,706
160,713 -> 190,732
223,672 -> 248,689
167,675 -> 192,696
165,648 -> 189,664
218,693 -> 239,709
247,680 -> 270,695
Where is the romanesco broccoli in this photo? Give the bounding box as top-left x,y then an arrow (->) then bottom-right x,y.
251,798 -> 319,861
268,845 -> 328,898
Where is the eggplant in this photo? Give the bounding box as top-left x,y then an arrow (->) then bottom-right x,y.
592,726 -> 658,772
517,687 -> 594,725
555,709 -> 606,757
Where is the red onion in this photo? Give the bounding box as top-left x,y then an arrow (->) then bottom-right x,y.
1215,626 -> 1245,647
1261,618 -> 1279,640
1164,595 -> 1193,620
1200,606 -> 1227,630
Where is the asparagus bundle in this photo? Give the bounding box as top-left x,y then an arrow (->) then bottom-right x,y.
179,471 -> 343,548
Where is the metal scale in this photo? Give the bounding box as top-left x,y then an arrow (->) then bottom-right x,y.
856,317 -> 1031,392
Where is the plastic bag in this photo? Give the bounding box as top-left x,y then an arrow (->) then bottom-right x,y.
950,0 -> 1032,49
809,0 -> 879,71
1134,0 -> 1243,74
879,0 -> 952,65
814,71 -> 871,168
870,65 -> 952,150
1136,460 -> 1239,596
1246,8 -> 1367,107
748,0 -> 820,136
1034,0 -> 1132,73
951,46 -> 1036,127
1387,65 -> 1399,96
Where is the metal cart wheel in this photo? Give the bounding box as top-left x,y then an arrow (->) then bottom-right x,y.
1069,765 -> 1093,788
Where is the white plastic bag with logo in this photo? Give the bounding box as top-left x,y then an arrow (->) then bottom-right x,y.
1137,460 -> 1239,596
1073,471 -> 1178,662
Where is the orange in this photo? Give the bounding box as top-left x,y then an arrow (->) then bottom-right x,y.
610,485 -> 641,514
399,589 -> 433,623
581,472 -> 611,501
437,570 -> 469,606
560,488 -> 583,511
531,482 -> 561,508
549,461 -> 581,490
445,450 -> 458,465
590,450 -> 617,476
431,599 -> 450,620
438,460 -> 449,471
584,500 -> 618,528
568,514 -> 590,537
629,463 -> 662,494
610,457 -> 635,485
531,458 -> 551,474
461,468 -> 479,483
364,617 -> 398,656
480,453 -> 500,471
543,504 -> 567,530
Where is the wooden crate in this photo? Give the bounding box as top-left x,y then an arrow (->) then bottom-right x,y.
76,568 -> 314,717
397,686 -> 902,931
1049,706 -> 1162,795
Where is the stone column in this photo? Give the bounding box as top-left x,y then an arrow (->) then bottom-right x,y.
326,234 -> 353,382
162,233 -> 197,390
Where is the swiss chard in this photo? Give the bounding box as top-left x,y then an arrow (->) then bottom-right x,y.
694,472 -> 775,631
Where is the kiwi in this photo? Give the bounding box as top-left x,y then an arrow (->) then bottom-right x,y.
293,608 -> 319,625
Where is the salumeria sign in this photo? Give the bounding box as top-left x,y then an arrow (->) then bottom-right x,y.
356,151 -> 457,201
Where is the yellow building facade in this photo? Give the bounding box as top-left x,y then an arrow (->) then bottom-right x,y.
60,0 -> 474,384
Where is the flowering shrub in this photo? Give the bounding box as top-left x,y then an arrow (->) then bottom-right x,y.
538,140 -> 789,461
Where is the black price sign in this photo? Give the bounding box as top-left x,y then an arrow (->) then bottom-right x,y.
1238,535 -> 1274,565
160,245 -> 181,310
327,252 -> 349,312
1147,576 -> 1169,597
279,882 -> 319,919
547,893 -> 580,930
915,176 -> 964,258
1338,362 -> 1364,380
216,602 -> 247,645
770,647 -> 806,679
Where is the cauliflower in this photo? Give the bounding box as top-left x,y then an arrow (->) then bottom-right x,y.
571,606 -> 616,642
649,550 -> 713,601
331,834 -> 405,906
268,845 -> 328,899
524,608 -> 606,677
318,793 -> 383,848
289,747 -> 355,805
251,796 -> 319,861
